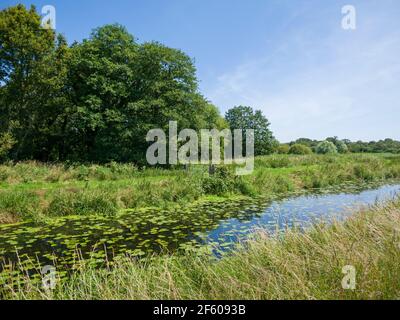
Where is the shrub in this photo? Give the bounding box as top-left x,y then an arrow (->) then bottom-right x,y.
289,144 -> 313,155
0,166 -> 11,182
276,144 -> 290,154
201,166 -> 237,195
335,140 -> 349,154
316,141 -> 338,154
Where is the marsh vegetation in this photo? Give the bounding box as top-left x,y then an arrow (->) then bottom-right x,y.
1,153 -> 400,298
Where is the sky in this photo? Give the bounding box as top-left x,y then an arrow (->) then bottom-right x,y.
2,0 -> 400,142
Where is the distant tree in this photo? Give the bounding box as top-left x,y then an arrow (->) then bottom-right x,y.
316,141 -> 338,154
287,137 -> 400,155
336,140 -> 349,154
289,144 -> 313,155
326,137 -> 348,154
225,106 -> 278,156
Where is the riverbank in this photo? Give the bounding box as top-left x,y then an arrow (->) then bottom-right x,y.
5,195 -> 400,300
1,154 -> 400,224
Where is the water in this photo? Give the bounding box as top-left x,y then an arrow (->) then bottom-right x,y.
0,181 -> 399,282
206,183 -> 400,252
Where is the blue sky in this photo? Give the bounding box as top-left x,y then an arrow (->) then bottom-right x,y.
2,0 -> 400,142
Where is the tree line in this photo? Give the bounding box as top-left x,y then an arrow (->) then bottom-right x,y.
279,137 -> 400,155
0,5 -> 277,164
1,5 -> 397,165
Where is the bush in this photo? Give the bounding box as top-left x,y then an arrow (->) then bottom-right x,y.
336,140 -> 349,154
201,166 -> 237,195
276,144 -> 290,154
289,144 -> 313,155
316,141 -> 338,154
0,166 -> 12,182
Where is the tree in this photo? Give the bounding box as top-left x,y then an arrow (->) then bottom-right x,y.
335,140 -> 349,154
326,136 -> 348,154
316,141 -> 338,154
289,144 -> 313,155
292,138 -> 319,152
225,106 -> 277,156
65,24 -> 225,163
0,5 -> 70,161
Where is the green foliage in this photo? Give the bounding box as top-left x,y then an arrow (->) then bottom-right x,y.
316,141 -> 338,154
0,5 -> 225,164
46,190 -> 118,217
0,5 -> 71,161
276,144 -> 290,154
290,137 -> 400,154
0,154 -> 399,224
289,144 -> 313,155
326,137 -> 348,154
201,166 -> 237,195
347,138 -> 400,154
336,140 -> 349,154
292,138 -> 319,151
0,190 -> 40,221
225,106 -> 278,156
0,133 -> 16,160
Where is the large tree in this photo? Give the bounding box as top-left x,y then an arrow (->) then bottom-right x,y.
0,5 -> 225,163
66,24 -> 224,163
0,5 -> 70,161
225,106 -> 278,155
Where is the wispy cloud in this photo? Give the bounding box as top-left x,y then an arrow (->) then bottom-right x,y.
206,1 -> 400,142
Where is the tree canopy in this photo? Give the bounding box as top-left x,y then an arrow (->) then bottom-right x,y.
0,5 -> 225,164
225,106 -> 278,156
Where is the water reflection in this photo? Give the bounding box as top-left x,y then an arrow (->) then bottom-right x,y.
206,183 -> 400,253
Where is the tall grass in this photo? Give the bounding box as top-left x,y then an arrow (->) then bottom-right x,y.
5,197 -> 400,300
0,154 -> 400,223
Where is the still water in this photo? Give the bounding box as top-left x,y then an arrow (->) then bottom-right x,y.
206,183 -> 400,252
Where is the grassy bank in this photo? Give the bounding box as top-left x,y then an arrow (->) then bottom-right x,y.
1,153 -> 400,224
5,196 -> 400,300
